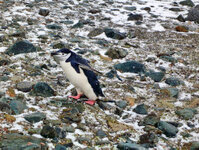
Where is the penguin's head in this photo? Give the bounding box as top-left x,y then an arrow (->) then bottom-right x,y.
51,48 -> 72,63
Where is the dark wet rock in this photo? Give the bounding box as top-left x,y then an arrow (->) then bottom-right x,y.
159,55 -> 177,63
30,82 -> 55,97
55,144 -> 67,150
180,0 -> 195,7
5,40 -> 36,55
115,107 -> 123,116
114,61 -> 146,74
55,127 -> 66,139
9,99 -> 27,115
117,141 -> 147,150
105,69 -> 122,81
77,137 -> 91,145
52,42 -> 67,49
133,104 -> 148,115
87,28 -> 104,37
187,122 -> 195,128
97,101 -> 113,110
142,7 -> 151,12
128,13 -> 143,21
157,121 -> 178,137
146,70 -> 165,82
0,133 -> 47,150
116,100 -> 127,109
104,28 -> 126,40
186,5 -> 199,23
177,14 -> 186,22
105,47 -> 128,59
169,8 -> 182,12
124,6 -> 137,11
10,31 -> 25,38
139,132 -> 158,148
139,113 -> 160,126
0,91 -> 5,98
96,129 -> 107,138
88,9 -> 101,14
24,112 -> 46,123
46,24 -> 62,30
39,8 -> 50,16
40,125 -> 57,138
176,108 -> 197,120
16,81 -> 33,92
165,77 -> 184,86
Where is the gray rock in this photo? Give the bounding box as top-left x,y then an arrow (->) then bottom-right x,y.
176,108 -> 197,120
167,88 -> 179,98
96,129 -> 107,138
116,100 -> 127,109
128,13 -> 143,21
46,24 -> 62,30
72,21 -> 84,28
55,127 -> 66,139
63,125 -> 75,133
39,8 -> 50,16
146,70 -> 165,82
104,28 -> 126,40
139,113 -> 160,126
177,14 -> 186,22
0,75 -> 9,81
24,112 -> 46,123
159,56 -> 177,63
105,47 -> 128,59
30,82 -> 55,97
157,121 -> 178,137
59,20 -> 74,25
40,125 -> 57,138
5,40 -> 36,55
87,28 -> 104,37
133,104 -> 148,115
10,31 -> 25,38
0,133 -> 47,150
186,5 -> 199,23
180,0 -> 195,7
117,142 -> 147,150
16,81 -> 33,92
165,77 -> 184,86
114,61 -> 146,74
55,144 -> 67,150
124,6 -> 137,11
88,9 -> 101,14
10,99 -> 27,115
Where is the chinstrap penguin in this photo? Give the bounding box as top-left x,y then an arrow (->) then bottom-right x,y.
51,48 -> 104,105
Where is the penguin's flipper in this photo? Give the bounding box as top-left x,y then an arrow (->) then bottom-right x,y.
78,63 -> 103,75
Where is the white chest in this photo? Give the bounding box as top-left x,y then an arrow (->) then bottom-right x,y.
60,61 -> 97,100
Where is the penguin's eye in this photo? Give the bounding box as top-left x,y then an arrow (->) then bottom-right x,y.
61,53 -> 65,55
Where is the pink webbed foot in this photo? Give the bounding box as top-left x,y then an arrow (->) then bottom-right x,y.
85,100 -> 96,105
69,94 -> 82,100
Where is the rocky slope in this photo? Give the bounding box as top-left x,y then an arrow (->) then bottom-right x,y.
0,0 -> 199,149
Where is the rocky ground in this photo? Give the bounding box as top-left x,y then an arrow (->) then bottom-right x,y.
0,0 -> 199,149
